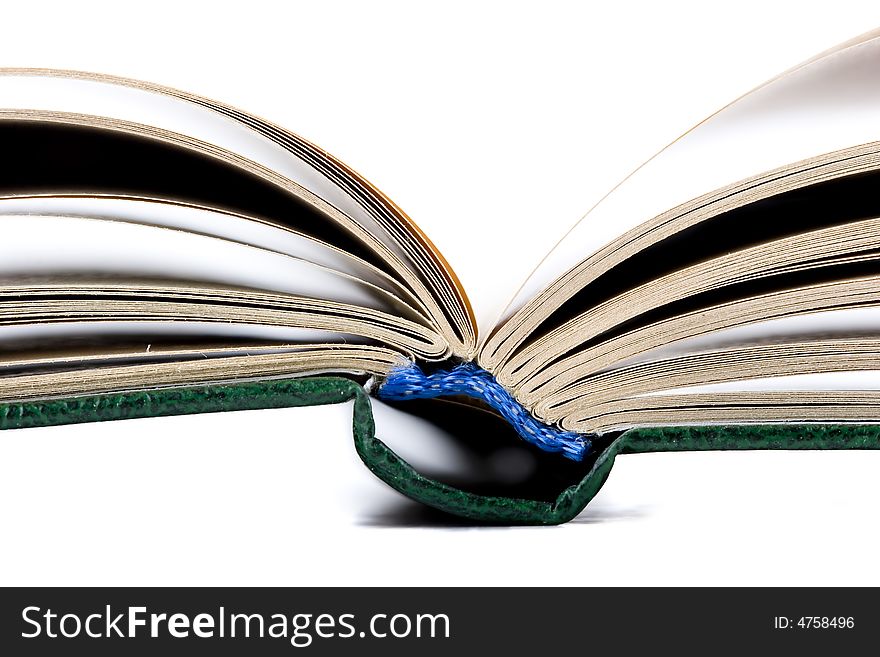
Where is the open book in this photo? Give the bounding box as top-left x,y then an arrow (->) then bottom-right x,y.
4,30 -> 880,524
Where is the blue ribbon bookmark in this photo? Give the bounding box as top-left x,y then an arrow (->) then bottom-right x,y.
378,361 -> 589,461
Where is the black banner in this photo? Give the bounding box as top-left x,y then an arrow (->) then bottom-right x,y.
0,587 -> 874,654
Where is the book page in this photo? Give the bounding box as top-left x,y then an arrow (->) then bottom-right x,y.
500,29 -> 880,327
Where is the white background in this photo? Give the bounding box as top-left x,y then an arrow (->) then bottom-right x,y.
2,0 -> 880,586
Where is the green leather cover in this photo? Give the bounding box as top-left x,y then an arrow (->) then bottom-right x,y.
3,376 -> 880,525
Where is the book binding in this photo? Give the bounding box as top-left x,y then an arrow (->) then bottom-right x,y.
4,376 -> 880,524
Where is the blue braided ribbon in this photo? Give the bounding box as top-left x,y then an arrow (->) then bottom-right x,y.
377,361 -> 589,461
